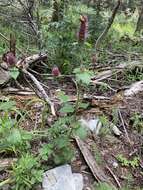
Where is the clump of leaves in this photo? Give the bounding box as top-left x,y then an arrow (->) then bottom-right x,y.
117,154 -> 140,168
93,182 -> 116,190
11,153 -> 43,190
39,116 -> 87,165
73,67 -> 93,85
98,115 -> 111,137
0,127 -> 32,154
57,91 -> 75,114
0,100 -> 32,154
130,112 -> 143,133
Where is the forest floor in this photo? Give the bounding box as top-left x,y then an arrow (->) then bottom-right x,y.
0,58 -> 143,190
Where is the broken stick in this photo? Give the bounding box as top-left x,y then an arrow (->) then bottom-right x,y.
75,136 -> 117,189
22,69 -> 56,116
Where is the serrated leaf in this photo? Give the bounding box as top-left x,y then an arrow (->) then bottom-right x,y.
74,126 -> 88,140
0,101 -> 16,111
59,104 -> 74,113
73,67 -> 93,85
7,128 -> 22,145
57,91 -> 69,103
78,102 -> 89,109
9,67 -> 20,80
76,72 -> 92,84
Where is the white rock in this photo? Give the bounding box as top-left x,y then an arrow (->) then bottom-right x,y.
73,173 -> 84,190
111,124 -> 122,136
42,165 -> 83,190
112,161 -> 118,168
79,118 -> 102,135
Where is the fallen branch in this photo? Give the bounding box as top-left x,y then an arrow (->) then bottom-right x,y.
22,69 -> 56,116
118,110 -> 131,144
91,61 -> 143,82
0,158 -> 17,170
106,165 -> 121,188
75,136 -> 117,189
2,87 -> 35,95
16,53 -> 47,68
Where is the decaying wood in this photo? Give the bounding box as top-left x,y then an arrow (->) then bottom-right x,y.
67,95 -> 111,102
16,53 -> 47,68
21,69 -> 55,116
2,87 -> 35,95
75,136 -> 117,189
92,61 -> 143,82
124,80 -> 143,96
0,158 -> 17,170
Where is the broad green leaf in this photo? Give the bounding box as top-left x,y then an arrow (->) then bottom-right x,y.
0,101 -> 16,111
7,128 -> 22,145
74,126 -> 88,140
94,182 -> 116,190
57,91 -> 69,103
76,72 -> 92,84
73,67 -> 93,85
9,67 -> 20,80
78,102 -> 89,109
59,104 -> 74,113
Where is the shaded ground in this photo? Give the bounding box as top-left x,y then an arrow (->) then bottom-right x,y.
0,69 -> 143,190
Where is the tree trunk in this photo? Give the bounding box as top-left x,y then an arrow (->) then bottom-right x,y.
135,5 -> 143,32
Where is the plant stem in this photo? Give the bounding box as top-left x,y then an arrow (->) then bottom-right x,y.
0,178 -> 13,187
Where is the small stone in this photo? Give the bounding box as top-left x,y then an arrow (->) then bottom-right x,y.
112,161 -> 118,168
79,118 -> 102,135
111,124 -> 122,136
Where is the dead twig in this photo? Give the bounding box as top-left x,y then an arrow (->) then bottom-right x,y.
118,110 -> 131,144
22,69 -> 56,116
106,165 -> 121,188
0,158 -> 17,170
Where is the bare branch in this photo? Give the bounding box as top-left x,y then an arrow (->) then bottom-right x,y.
95,0 -> 121,50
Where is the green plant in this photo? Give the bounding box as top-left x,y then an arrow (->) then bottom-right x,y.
117,154 -> 140,168
0,100 -> 33,154
130,113 -> 143,133
11,153 -> 43,190
93,182 -> 116,190
39,115 -> 87,165
98,115 -> 111,137
92,145 -> 103,165
9,67 -> 20,80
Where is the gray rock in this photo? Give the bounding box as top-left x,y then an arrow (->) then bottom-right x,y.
42,165 -> 83,190
73,173 -> 83,190
111,124 -> 122,136
79,118 -> 102,135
